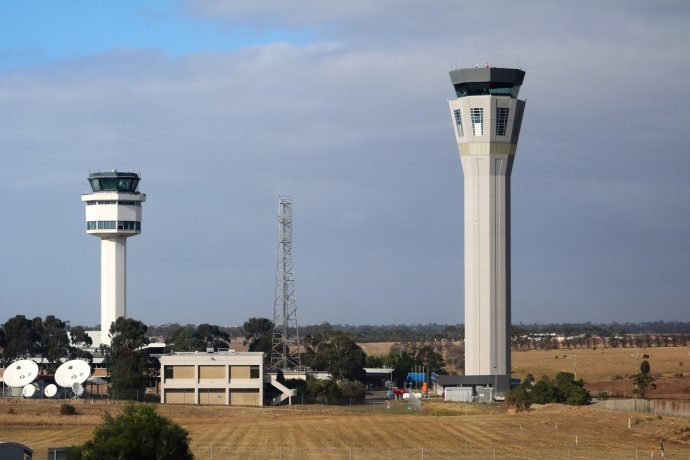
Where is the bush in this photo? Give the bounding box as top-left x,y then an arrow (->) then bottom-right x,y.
305,379 -> 343,402
339,380 -> 366,401
60,404 -> 77,415
68,404 -> 192,460
283,378 -> 308,394
7,407 -> 16,415
506,372 -> 591,409
506,385 -> 531,410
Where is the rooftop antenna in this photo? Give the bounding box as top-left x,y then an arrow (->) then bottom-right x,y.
270,195 -> 303,370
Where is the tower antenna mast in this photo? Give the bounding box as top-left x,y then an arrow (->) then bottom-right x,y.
271,196 -> 302,370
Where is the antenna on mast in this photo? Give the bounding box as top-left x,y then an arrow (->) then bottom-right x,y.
270,195 -> 303,370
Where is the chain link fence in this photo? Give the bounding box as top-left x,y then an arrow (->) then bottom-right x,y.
190,445 -> 689,460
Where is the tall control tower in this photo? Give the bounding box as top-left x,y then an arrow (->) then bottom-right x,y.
448,67 -> 526,391
82,171 -> 145,346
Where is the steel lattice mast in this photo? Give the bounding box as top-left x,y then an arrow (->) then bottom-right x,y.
271,196 -> 302,370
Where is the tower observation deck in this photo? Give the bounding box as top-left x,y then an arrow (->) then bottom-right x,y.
448,67 -> 526,391
81,171 -> 146,346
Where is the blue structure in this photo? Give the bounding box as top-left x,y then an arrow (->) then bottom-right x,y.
405,372 -> 426,384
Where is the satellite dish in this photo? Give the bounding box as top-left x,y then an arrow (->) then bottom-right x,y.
55,360 -> 91,388
44,384 -> 58,398
21,384 -> 37,398
72,382 -> 84,397
3,359 -> 39,388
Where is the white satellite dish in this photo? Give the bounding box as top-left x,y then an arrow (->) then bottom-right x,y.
54,360 -> 91,388
72,382 -> 84,397
21,384 -> 37,398
3,359 -> 39,388
44,384 -> 58,398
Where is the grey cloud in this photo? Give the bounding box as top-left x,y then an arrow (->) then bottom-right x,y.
1,1 -> 689,326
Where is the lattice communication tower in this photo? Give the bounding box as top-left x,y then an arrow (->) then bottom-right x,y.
271,196 -> 303,370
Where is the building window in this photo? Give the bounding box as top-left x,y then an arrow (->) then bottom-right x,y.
453,109 -> 463,137
96,221 -> 116,230
87,221 -> 140,231
250,365 -> 260,379
470,108 -> 484,136
496,107 -> 509,136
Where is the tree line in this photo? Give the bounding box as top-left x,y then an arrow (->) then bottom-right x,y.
0,314 -> 93,369
149,321 -> 690,344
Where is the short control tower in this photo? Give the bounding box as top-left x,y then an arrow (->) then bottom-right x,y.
81,171 -> 145,346
448,67 -> 526,391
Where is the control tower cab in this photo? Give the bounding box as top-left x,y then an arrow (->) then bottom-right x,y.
81,171 -> 145,346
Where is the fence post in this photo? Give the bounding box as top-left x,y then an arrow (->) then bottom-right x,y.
349,447 -> 352,460
493,449 -> 496,460
421,447 -> 424,460
210,443 -> 213,460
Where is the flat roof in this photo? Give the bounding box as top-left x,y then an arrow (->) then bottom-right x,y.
164,350 -> 263,356
449,67 -> 525,86
88,171 -> 140,179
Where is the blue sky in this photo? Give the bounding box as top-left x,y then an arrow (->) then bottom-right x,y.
1,1 -> 689,327
0,1 -> 311,68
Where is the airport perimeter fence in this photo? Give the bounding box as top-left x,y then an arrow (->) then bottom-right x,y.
189,445 -> 690,460
1,386 -> 159,404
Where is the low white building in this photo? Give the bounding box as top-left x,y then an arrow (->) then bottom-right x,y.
160,351 -> 263,406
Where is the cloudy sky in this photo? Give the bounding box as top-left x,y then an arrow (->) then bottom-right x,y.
1,1 -> 689,327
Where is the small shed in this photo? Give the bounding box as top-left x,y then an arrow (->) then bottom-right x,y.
444,386 -> 473,402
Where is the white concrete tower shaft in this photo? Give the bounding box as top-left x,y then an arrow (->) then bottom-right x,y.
448,67 -> 526,380
100,237 -> 127,339
82,171 -> 145,346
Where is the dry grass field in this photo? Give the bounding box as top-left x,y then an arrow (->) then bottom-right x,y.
1,399 -> 690,459
512,346 -> 690,400
358,343 -> 690,382
2,347 -> 689,458
511,346 -> 690,381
